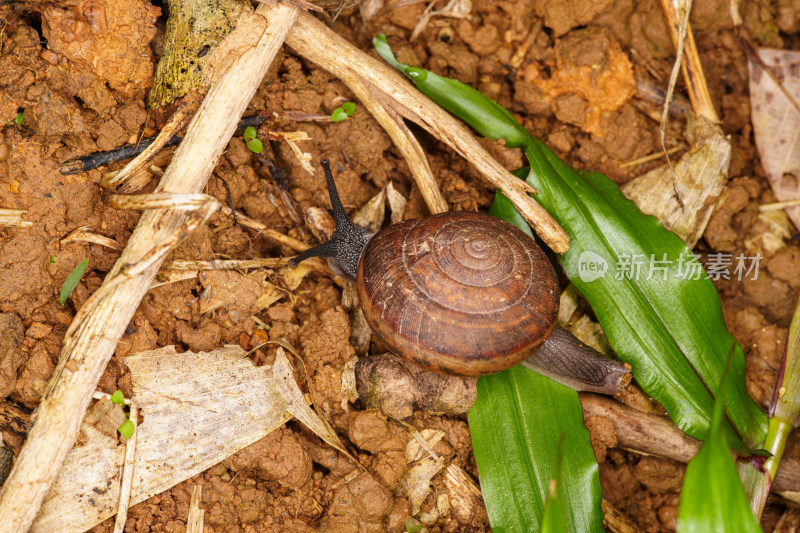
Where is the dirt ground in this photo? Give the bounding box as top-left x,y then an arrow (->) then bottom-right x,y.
1,0 -> 800,531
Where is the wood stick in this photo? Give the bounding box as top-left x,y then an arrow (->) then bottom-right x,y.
347,75 -> 448,214
0,5 -> 297,531
284,11 -> 570,254
580,393 -> 800,495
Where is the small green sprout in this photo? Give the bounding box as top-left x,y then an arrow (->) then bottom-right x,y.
243,126 -> 263,153
118,418 -> 135,439
405,518 -> 423,533
58,258 -> 89,306
8,111 -> 23,126
110,390 -> 125,405
48,255 -> 57,264
330,101 -> 356,122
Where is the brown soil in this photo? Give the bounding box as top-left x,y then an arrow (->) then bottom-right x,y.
1,0 -> 799,531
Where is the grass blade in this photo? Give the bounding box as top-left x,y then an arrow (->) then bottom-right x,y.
59,258 -> 89,306
677,362 -> 763,533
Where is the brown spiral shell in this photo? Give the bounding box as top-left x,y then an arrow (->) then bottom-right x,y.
356,211 -> 559,376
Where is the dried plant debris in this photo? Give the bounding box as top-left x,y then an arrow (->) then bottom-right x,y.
31,346 -> 290,533
148,0 -> 245,108
622,115 -> 731,248
273,348 -> 355,461
0,209 -> 32,228
353,354 -> 477,420
748,47 -> 800,231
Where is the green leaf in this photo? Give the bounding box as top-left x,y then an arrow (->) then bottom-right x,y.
330,107 -> 348,122
110,390 -> 125,405
469,368 -> 603,533
117,418 -> 135,439
677,365 -> 763,533
342,101 -> 356,116
373,36 -> 767,447
526,154 -> 765,445
243,125 -> 257,142
541,438 -> 569,533
246,138 -> 263,154
59,258 -> 89,306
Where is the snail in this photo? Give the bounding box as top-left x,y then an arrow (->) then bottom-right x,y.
290,160 -> 629,390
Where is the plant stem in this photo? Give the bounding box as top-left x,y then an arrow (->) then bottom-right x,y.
764,416 -> 793,483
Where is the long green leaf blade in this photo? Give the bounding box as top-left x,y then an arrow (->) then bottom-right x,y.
678,368 -> 763,532
469,368 -> 603,533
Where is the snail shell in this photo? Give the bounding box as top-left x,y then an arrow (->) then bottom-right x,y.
356,211 -> 559,376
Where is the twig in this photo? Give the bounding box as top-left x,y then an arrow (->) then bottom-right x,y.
113,402 -> 138,533
284,10 -> 570,254
0,5 -> 297,531
0,208 -> 32,228
345,74 -> 448,214
579,393 -> 800,495
186,485 -> 204,533
59,115 -> 266,176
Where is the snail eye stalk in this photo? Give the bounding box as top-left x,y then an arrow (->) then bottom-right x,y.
288,159 -> 371,281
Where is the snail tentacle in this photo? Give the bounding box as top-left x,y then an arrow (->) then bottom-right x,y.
290,159 -> 371,280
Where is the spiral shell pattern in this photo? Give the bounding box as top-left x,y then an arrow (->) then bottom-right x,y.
357,211 -> 559,376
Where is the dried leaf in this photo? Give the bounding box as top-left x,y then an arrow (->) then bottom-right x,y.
621,116 -> 731,247
386,181 -> 408,224
748,47 -> 800,231
272,348 -> 354,460
352,188 -> 386,232
399,457 -> 445,515
31,346 -> 290,533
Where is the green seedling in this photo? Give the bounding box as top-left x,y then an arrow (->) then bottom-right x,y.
330,101 -> 356,122
118,418 -> 135,439
244,126 -> 263,153
58,258 -> 89,306
10,111 -> 23,126
110,390 -> 125,405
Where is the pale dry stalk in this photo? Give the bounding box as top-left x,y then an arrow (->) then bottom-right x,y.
658,0 -> 718,123
0,4 -> 297,531
284,10 -> 570,253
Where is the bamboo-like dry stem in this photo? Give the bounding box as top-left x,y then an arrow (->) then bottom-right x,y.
0,5 -> 297,531
284,11 -> 569,254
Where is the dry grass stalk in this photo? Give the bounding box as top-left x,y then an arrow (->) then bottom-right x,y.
345,74 -> 448,214
658,0 -> 718,123
186,485 -> 205,533
0,5 -> 298,531
0,208 -> 32,228
284,10 -> 570,253
61,226 -> 123,250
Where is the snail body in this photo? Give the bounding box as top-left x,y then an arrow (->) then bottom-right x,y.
291,160 -> 628,388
